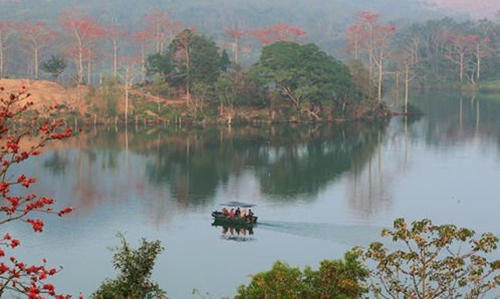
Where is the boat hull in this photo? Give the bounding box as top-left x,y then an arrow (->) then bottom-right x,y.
211,211 -> 257,227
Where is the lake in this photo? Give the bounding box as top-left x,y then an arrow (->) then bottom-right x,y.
7,91 -> 500,299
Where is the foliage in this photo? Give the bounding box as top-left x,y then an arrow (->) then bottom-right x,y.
403,102 -> 423,115
387,17 -> 500,89
100,77 -> 120,117
235,251 -> 367,299
219,49 -> 231,72
0,86 -> 74,298
150,73 -> 170,98
346,59 -> 375,102
215,73 -> 235,111
189,34 -> 221,86
355,218 -> 500,299
168,29 -> 221,87
478,80 -> 500,92
228,66 -> 268,108
148,29 -> 221,102
146,53 -> 173,77
91,233 -> 166,299
249,23 -> 306,45
253,41 -> 357,120
40,54 -> 66,81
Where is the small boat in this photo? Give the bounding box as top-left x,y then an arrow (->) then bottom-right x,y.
211,201 -> 258,227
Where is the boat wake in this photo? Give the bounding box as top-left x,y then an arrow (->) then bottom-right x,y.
257,221 -> 385,246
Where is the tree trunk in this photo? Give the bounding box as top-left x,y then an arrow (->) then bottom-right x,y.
377,53 -> 384,103
113,39 -> 118,78
125,84 -> 129,124
404,64 -> 409,115
476,44 -> 481,81
186,45 -> 191,106
34,41 -> 39,79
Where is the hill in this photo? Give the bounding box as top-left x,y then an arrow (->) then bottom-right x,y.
0,78 -> 91,113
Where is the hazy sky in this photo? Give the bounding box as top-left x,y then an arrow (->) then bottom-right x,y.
425,0 -> 499,18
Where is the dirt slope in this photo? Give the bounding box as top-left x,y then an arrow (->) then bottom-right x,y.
0,78 -> 91,112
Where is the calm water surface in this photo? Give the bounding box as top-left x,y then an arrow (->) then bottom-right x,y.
9,93 -> 500,299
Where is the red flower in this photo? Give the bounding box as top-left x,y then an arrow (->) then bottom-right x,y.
11,238 -> 20,248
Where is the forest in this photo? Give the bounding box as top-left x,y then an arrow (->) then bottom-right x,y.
0,1 -> 498,123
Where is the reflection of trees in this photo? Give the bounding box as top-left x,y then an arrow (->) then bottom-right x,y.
258,124 -> 387,200
347,112 -> 437,218
140,123 -> 388,203
347,119 -> 418,218
37,123 -> 390,218
144,134 -> 223,206
415,92 -> 500,148
43,151 -> 69,176
346,91 -> 500,219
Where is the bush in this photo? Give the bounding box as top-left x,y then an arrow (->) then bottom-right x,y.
91,233 -> 166,299
355,218 -> 500,299
235,251 -> 367,299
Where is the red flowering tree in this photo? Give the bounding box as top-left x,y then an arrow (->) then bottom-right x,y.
346,12 -> 395,103
118,55 -> 142,123
0,86 -> 74,298
250,23 -> 306,45
169,28 -> 197,105
346,12 -> 382,78
466,34 -> 491,83
105,25 -> 128,78
144,8 -> 173,54
59,10 -> 106,84
345,23 -> 365,60
225,25 -> 246,64
443,32 -> 472,82
17,21 -> 58,79
132,30 -> 153,82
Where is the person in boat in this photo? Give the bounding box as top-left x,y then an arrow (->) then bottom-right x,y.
229,208 -> 235,217
241,208 -> 247,218
222,207 -> 229,215
247,209 -> 254,221
235,207 -> 241,218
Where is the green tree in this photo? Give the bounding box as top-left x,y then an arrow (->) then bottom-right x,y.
92,234 -> 166,299
150,73 -> 169,113
303,252 -> 368,299
146,52 -> 173,77
355,218 -> 500,299
253,41 -> 356,121
188,33 -> 221,86
346,59 -> 374,102
219,49 -> 231,72
235,251 -> 367,299
235,261 -> 306,299
101,77 -> 120,118
164,29 -> 221,105
40,54 -> 66,81
215,73 -> 235,115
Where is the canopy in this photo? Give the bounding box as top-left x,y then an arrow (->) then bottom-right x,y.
219,201 -> 256,208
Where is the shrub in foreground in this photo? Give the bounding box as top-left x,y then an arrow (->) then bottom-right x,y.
355,218 -> 500,299
235,251 -> 367,299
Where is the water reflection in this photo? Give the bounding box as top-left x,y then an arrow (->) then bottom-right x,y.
212,221 -> 255,242
35,123 -> 389,215
28,92 -> 500,224
411,92 -> 500,148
